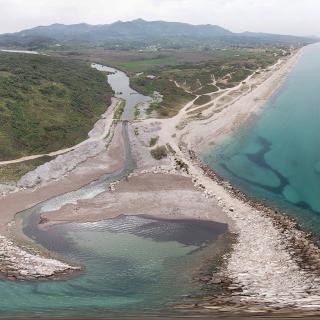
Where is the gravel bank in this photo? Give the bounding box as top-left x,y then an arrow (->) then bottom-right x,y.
0,235 -> 80,281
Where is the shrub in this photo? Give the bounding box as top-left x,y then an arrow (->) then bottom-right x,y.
150,145 -> 168,160
149,136 -> 159,147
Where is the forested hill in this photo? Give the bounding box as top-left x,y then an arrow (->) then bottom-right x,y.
0,19 -> 315,49
0,52 -> 113,160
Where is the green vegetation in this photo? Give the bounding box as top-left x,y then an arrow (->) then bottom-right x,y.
0,156 -> 52,183
53,46 -> 290,118
149,136 -> 159,147
0,52 -> 113,160
113,99 -> 126,123
110,56 -> 179,73
130,76 -> 194,117
134,104 -> 140,120
117,47 -> 280,117
194,95 -> 211,106
195,85 -> 219,95
150,145 -> 168,160
175,158 -> 189,174
229,69 -> 252,83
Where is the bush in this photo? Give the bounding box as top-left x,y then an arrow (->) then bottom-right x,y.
149,136 -> 159,147
150,145 -> 168,160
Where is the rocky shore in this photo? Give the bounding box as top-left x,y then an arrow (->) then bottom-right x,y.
0,235 -> 80,281
184,151 -> 320,311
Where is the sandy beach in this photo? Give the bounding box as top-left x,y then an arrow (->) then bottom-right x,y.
147,48 -> 303,155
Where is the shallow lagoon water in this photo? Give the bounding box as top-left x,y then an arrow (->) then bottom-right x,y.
0,215 -> 227,318
203,43 -> 320,236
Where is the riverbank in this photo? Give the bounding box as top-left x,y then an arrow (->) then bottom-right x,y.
0,132 -> 124,279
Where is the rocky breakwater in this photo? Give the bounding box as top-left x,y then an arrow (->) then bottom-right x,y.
179,150 -> 320,311
0,235 -> 80,281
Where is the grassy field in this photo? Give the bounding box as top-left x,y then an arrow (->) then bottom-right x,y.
194,95 -> 211,106
110,56 -> 180,73
127,48 -> 281,116
0,52 -> 113,160
0,156 -> 53,183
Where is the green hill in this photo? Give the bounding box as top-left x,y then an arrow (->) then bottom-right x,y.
0,19 -> 315,49
0,52 -> 112,160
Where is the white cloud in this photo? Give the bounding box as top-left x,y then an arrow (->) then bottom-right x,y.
0,0 -> 318,36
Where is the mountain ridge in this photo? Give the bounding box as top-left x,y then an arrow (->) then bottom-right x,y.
0,19 -> 315,48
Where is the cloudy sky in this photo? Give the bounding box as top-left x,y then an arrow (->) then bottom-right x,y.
0,0 -> 318,36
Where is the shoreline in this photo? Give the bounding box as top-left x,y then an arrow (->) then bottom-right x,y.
20,46 -> 310,304
118,44 -> 320,311
163,45 -> 320,311
180,47 -> 304,154
190,156 -> 320,310
33,41 -> 320,311
0,44 -> 319,315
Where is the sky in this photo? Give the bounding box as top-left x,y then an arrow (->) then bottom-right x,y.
0,0 -> 318,36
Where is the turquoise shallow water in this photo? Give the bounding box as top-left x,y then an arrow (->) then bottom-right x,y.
1,215 -> 228,318
203,43 -> 320,236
